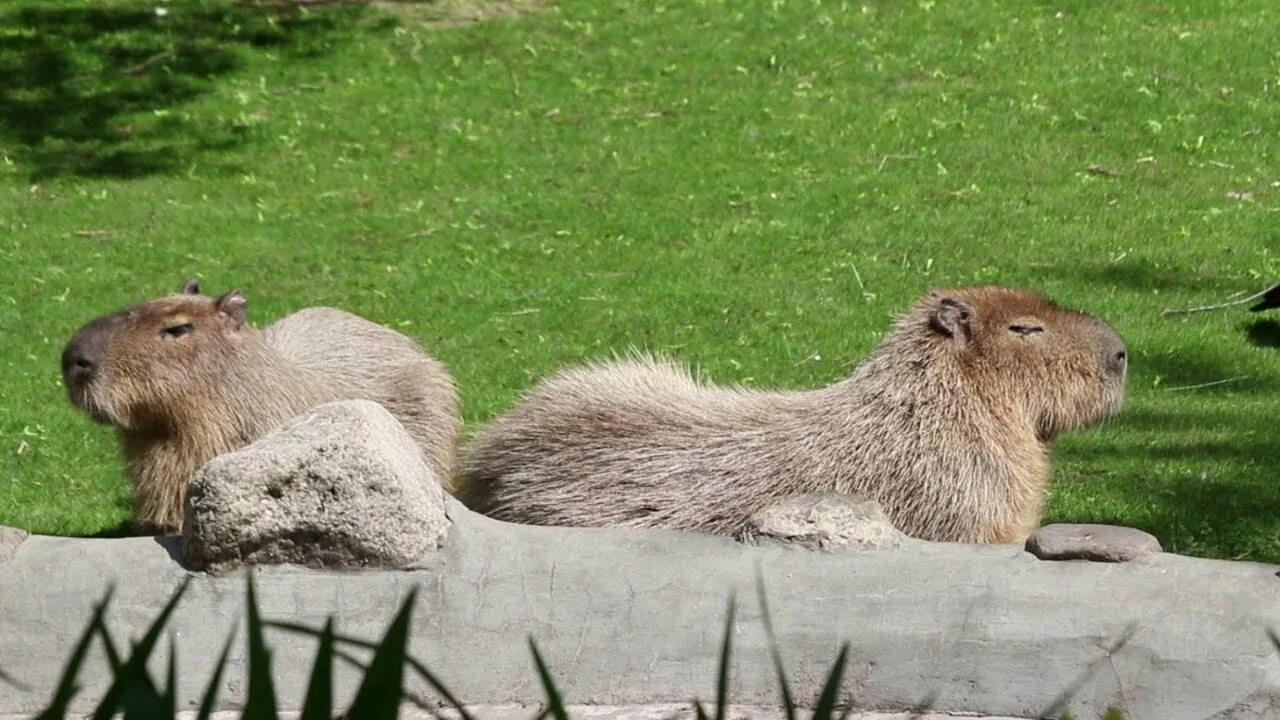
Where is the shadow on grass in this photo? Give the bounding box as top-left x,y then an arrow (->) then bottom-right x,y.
0,0 -> 368,179
1055,397 -> 1280,561
81,518 -> 138,539
1245,319 -> 1280,349
1062,259 -> 1243,294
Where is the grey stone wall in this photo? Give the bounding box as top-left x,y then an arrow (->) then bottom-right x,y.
2,499 -> 1278,719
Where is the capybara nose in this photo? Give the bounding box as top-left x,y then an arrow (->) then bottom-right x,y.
1099,328 -> 1127,377
61,337 -> 101,386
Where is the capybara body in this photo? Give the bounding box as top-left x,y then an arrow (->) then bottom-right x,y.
458,286 -> 1128,543
61,281 -> 460,535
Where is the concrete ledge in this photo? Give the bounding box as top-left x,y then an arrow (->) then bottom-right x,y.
2,499 -> 1279,720
0,706 -> 1031,720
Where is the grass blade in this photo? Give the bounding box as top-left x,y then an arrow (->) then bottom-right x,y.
528,638 -> 568,720
265,618 -> 477,720
98,619 -> 161,709
243,572 -> 279,720
195,631 -> 237,720
299,618 -> 336,720
753,569 -> 795,720
32,586 -> 115,719
0,666 -> 28,691
809,642 -> 850,720
714,596 -> 736,720
161,635 -> 178,717
94,620 -> 123,675
91,577 -> 190,720
344,587 -> 418,718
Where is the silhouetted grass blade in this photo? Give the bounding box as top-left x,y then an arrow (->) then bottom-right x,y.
161,635 -> 178,718
299,617 -> 336,720
753,569 -> 796,720
243,572 -> 279,720
195,632 -> 236,720
33,586 -> 115,719
345,587 -> 417,718
90,578 -> 189,720
528,638 -> 569,720
0,666 -> 25,691
265,617 -> 477,720
715,596 -> 736,720
810,642 -> 850,720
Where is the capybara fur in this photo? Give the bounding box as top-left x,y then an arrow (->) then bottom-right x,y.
61,280 -> 460,535
458,286 -> 1128,543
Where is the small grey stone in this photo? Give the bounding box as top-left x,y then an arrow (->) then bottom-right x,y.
1025,523 -> 1162,562
182,400 -> 449,572
0,525 -> 28,564
738,492 -> 906,551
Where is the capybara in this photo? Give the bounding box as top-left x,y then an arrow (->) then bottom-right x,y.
457,286 -> 1128,543
61,280 -> 460,534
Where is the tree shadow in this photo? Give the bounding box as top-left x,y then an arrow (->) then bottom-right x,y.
1059,259 -> 1241,294
1245,319 -> 1280,349
0,0 -> 368,180
1054,400 -> 1280,562
1139,350 -> 1273,392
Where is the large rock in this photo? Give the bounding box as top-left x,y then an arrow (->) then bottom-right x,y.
182,400 -> 449,572
738,492 -> 906,551
0,526 -> 27,564
1025,523 -> 1162,563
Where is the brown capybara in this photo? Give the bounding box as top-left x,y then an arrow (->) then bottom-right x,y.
457,286 -> 1128,543
61,280 -> 460,535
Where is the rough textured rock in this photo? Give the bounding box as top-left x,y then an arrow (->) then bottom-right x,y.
737,492 -> 906,550
0,526 -> 27,564
3,499 -> 1279,720
182,400 -> 449,571
1025,523 -> 1162,562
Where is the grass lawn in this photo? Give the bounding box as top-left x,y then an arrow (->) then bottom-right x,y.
0,0 -> 1277,562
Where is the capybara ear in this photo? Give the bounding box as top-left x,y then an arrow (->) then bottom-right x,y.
929,297 -> 974,342
215,289 -> 248,329
180,278 -> 201,295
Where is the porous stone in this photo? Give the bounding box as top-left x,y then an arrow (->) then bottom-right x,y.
1025,523 -> 1162,562
182,400 -> 449,571
737,492 -> 906,550
0,526 -> 28,564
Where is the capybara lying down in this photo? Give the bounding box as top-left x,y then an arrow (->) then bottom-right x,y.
61,280 -> 460,534
458,286 -> 1127,543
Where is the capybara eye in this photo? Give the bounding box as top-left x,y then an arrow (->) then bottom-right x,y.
160,323 -> 194,339
1008,324 -> 1044,336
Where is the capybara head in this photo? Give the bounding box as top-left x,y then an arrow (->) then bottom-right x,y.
892,285 -> 1127,439
61,279 -> 250,430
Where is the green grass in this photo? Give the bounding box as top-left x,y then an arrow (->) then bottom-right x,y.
0,0 -> 1277,561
